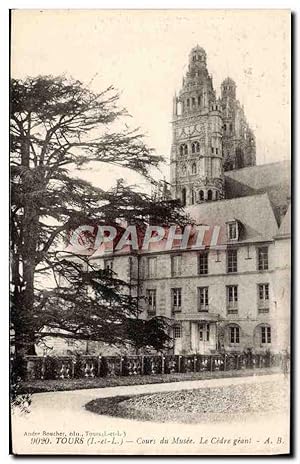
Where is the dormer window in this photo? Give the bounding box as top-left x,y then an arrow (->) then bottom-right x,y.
104,258 -> 113,271
226,220 -> 239,241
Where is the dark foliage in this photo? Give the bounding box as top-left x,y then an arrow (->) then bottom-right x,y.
10,75 -> 187,360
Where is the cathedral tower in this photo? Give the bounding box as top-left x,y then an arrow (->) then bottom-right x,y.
170,46 -> 224,206
221,77 -> 256,171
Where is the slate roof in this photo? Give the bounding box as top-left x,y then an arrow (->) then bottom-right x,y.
224,160 -> 291,224
186,193 -> 279,244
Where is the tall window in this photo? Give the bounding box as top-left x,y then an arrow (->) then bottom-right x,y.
199,190 -> 204,201
146,289 -> 156,315
198,287 -> 209,312
191,189 -> 195,205
227,249 -> 238,273
184,144 -> 188,155
198,251 -> 209,275
261,326 -> 271,344
196,141 -> 200,152
147,257 -> 157,278
258,283 -> 269,313
171,255 -> 182,277
207,159 -> 212,177
227,285 -> 238,314
174,325 -> 182,339
199,323 -> 210,342
192,162 -> 197,174
207,189 -> 213,201
257,246 -> 269,270
230,326 -> 240,344
171,288 -> 182,311
181,188 -> 186,206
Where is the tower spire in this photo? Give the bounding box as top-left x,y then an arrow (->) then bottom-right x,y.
170,46 -> 224,206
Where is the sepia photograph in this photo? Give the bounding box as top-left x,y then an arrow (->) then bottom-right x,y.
9,8 -> 291,456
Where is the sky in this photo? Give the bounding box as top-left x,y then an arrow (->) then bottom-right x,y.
11,10 -> 291,191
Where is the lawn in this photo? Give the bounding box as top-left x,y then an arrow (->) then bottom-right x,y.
85,377 -> 289,424
21,367 -> 280,394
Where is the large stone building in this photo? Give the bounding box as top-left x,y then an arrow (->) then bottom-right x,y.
38,47 -> 290,357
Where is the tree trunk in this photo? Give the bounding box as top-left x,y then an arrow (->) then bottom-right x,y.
13,120 -> 39,357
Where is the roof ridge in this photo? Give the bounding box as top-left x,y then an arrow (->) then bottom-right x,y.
186,192 -> 269,208
224,159 -> 290,175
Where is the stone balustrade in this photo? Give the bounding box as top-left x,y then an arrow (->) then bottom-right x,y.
21,352 -> 282,381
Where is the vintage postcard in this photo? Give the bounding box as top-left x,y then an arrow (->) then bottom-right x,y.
10,9 -> 291,455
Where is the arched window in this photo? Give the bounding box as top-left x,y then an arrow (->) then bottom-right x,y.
196,142 -> 200,152
184,144 -> 188,155
207,190 -> 213,201
192,163 -> 197,174
191,143 -> 195,154
254,324 -> 272,346
199,190 -> 204,201
180,145 -> 184,156
181,164 -> 187,175
181,188 -> 186,206
198,96 -> 201,106
187,98 -> 190,107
